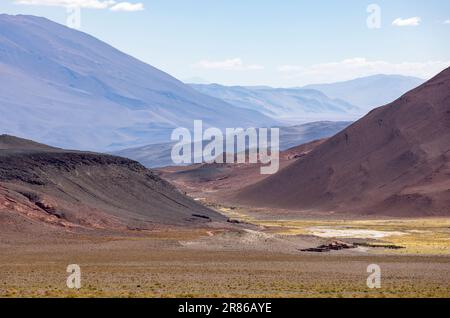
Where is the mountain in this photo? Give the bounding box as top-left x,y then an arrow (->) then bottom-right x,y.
183,77 -> 210,84
189,84 -> 360,123
304,74 -> 425,111
0,14 -> 275,152
113,141 -> 181,169
279,121 -> 351,150
158,139 -> 326,203
233,68 -> 450,217
112,121 -> 351,168
0,135 -> 226,232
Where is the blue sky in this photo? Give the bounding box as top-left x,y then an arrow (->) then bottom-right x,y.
1,0 -> 450,86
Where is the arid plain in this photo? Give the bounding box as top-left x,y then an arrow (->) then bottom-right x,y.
1,205 -> 449,298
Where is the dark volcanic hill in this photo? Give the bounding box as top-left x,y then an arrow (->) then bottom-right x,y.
0,134 -> 59,151
0,135 -> 225,233
234,68 -> 450,217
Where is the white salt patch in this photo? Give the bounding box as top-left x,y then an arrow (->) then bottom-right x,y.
308,227 -> 406,239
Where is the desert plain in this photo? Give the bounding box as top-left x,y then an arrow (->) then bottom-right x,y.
1,204 -> 449,298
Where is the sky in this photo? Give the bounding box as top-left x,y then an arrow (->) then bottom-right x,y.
1,0 -> 450,86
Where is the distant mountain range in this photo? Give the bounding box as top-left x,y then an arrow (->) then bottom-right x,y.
0,14 -> 275,152
304,74 -> 424,111
189,74 -> 424,123
112,121 -> 351,168
190,84 -> 360,123
278,121 -> 352,150
0,14 -> 427,155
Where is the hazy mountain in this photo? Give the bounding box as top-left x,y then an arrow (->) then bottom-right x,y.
235,68 -> 450,217
304,74 -> 425,111
0,14 -> 275,152
189,84 -> 360,123
183,77 -> 210,84
113,121 -> 351,168
279,121 -> 351,150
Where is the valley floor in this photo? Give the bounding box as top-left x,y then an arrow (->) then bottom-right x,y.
1,215 -> 449,298
216,207 -> 450,255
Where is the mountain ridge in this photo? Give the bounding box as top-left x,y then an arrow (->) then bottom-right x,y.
303,74 -> 425,111
233,68 -> 450,217
190,83 -> 360,123
0,14 -> 275,152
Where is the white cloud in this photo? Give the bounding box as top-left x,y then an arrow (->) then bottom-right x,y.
14,0 -> 144,11
444,19 -> 450,24
277,65 -> 304,72
277,58 -> 450,85
15,0 -> 114,8
392,17 -> 421,27
110,2 -> 143,11
193,58 -> 264,71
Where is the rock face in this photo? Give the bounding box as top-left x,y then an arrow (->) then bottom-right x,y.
234,68 -> 450,217
0,135 -> 226,233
